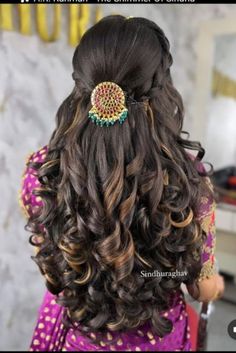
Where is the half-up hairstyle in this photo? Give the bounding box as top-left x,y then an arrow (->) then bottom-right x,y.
26,15 -> 213,340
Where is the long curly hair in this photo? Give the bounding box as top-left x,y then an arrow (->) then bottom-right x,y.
26,15 -> 213,340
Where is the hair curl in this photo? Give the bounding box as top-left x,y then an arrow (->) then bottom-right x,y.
26,15 -> 213,341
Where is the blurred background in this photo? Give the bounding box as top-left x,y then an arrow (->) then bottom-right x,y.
0,3 -> 236,351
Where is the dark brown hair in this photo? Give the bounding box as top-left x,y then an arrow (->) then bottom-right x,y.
26,15 -> 212,340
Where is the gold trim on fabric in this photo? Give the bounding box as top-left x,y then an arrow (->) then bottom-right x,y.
198,259 -> 217,282
197,180 -> 217,281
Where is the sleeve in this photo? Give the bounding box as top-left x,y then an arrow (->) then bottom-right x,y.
19,148 -> 46,219
197,177 -> 217,282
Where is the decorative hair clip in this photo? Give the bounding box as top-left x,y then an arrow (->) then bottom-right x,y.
88,81 -> 128,127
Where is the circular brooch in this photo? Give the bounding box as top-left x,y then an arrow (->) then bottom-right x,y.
88,81 -> 128,127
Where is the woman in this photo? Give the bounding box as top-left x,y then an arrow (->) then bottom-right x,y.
20,15 -> 224,351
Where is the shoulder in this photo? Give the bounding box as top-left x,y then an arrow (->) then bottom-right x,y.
195,174 -> 216,241
28,145 -> 48,165
23,144 -> 48,181
19,145 -> 48,218
185,153 -> 216,229
186,152 -> 207,175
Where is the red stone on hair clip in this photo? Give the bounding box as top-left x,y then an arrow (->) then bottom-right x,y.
88,81 -> 128,127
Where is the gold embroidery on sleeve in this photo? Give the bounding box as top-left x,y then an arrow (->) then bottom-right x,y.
197,189 -> 217,281
198,258 -> 217,282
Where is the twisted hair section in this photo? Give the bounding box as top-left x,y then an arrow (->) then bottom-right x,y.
26,15 -> 214,340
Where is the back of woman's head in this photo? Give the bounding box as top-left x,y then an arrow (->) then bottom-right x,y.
28,15 -> 211,339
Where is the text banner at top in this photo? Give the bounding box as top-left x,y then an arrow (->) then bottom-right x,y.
0,0 -> 235,5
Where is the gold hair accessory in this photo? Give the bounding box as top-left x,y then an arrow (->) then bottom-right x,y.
88,81 -> 128,127
169,208 -> 193,228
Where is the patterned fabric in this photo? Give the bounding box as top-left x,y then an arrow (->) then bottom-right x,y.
20,147 -> 47,219
196,178 -> 217,282
29,290 -> 191,352
19,146 -> 216,352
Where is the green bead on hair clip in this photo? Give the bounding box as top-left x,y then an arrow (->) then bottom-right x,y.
88,81 -> 128,127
